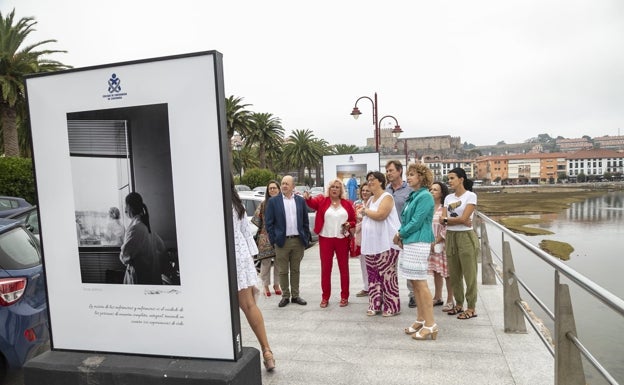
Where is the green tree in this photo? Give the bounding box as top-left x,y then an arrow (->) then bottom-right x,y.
313,138 -> 333,187
246,112 -> 284,169
1,9 -> 71,156
232,145 -> 258,179
282,129 -> 322,182
240,168 -> 277,189
225,95 -> 252,142
334,144 -> 359,154
577,172 -> 587,183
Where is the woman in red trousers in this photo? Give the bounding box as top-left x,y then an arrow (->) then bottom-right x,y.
304,178 -> 356,308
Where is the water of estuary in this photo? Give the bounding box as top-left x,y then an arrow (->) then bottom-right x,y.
485,190 -> 624,384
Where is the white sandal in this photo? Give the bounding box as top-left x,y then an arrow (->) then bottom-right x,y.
404,320 -> 425,335
442,302 -> 454,312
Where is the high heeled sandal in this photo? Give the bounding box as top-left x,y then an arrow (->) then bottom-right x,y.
264,287 -> 271,297
404,320 -> 425,335
273,286 -> 282,296
262,347 -> 275,372
412,323 -> 439,340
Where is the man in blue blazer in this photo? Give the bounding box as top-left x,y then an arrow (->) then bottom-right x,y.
265,175 -> 311,307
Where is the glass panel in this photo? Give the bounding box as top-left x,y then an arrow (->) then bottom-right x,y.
0,228 -> 40,269
72,157 -> 130,247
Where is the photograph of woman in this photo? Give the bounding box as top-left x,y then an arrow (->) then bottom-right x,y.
119,192 -> 166,285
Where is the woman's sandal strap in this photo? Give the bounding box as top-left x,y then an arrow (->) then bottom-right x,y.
457,310 -> 477,319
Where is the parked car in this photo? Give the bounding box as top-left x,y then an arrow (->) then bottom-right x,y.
252,186 -> 267,197
309,186 -> 324,197
6,206 -> 39,242
0,197 -> 32,219
235,185 -> 251,192
0,219 -> 49,379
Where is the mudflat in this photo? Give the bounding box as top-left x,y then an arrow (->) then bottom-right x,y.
476,186 -> 611,216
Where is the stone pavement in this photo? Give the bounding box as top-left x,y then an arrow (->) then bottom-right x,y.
240,243 -> 554,385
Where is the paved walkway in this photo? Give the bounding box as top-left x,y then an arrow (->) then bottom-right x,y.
241,243 -> 554,385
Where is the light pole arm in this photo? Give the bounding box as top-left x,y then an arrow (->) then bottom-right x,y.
352,93 -> 379,151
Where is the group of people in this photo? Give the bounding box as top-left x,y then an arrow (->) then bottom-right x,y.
298,162 -> 480,341
231,163 -> 480,372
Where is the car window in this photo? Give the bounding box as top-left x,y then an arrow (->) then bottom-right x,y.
241,199 -> 261,217
0,227 -> 41,269
0,198 -> 18,211
25,212 -> 40,235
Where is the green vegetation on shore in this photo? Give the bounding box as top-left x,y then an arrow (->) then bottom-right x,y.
476,188 -> 604,216
539,240 -> 574,261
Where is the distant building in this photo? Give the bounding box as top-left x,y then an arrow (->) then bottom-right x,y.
422,156 -> 475,182
475,153 -> 567,184
556,137 -> 593,152
592,135 -> 624,150
566,149 -> 624,180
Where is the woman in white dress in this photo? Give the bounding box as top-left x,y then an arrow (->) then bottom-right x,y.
231,183 -> 275,371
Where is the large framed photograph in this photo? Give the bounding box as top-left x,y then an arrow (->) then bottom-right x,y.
322,153 -> 381,189
25,51 -> 242,360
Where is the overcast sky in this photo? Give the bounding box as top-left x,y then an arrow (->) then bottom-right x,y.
4,0 -> 624,146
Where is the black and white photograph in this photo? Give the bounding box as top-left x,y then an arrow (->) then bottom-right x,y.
25,52 -> 241,360
68,105 -> 180,285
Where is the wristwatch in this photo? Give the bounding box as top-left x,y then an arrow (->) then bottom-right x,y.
443,217 -> 448,225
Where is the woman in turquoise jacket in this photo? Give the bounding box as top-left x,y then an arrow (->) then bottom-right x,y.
393,163 -> 438,341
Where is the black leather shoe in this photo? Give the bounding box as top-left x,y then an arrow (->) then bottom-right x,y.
408,297 -> 417,308
278,298 -> 290,307
291,297 -> 307,305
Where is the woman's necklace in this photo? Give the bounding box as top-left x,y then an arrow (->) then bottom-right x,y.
331,199 -> 340,207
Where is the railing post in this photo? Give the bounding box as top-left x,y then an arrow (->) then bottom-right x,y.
503,241 -> 527,333
555,272 -> 586,385
479,221 -> 496,285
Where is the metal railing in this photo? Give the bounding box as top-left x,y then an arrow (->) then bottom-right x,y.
476,211 -> 624,385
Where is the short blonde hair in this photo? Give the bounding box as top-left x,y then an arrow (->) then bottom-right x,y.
325,178 -> 346,199
407,163 -> 433,188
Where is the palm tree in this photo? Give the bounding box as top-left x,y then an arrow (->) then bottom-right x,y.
246,112 -> 285,169
334,144 -> 360,154
313,138 -> 334,187
282,129 -> 322,182
1,9 -> 71,156
225,95 -> 252,142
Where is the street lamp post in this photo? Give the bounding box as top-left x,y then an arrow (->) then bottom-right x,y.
392,127 -> 409,167
350,93 -> 402,153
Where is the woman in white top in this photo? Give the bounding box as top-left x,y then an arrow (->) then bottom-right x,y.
304,179 -> 356,308
358,171 -> 401,317
231,183 -> 275,371
440,167 -> 479,320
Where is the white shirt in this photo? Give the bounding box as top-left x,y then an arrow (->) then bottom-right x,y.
320,205 -> 348,238
283,194 -> 299,236
444,190 -> 477,231
361,192 -> 401,254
